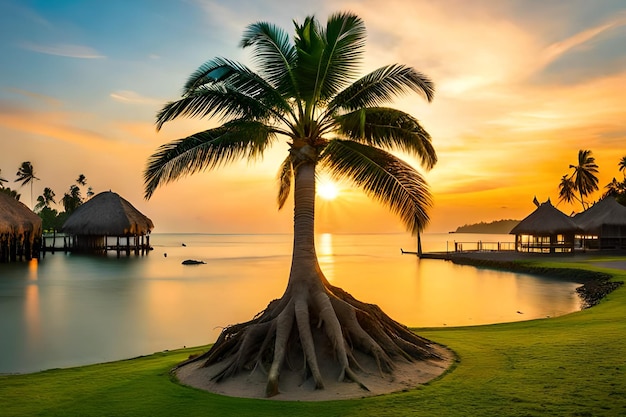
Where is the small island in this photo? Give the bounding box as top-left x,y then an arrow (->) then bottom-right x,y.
452,219 -> 520,234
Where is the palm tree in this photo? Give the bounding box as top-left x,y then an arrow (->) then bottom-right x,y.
76,174 -> 87,187
0,169 -> 8,188
15,161 -> 39,208
603,177 -> 624,198
34,187 -> 56,212
619,156 -> 626,178
557,174 -> 579,206
145,12 -> 439,396
569,149 -> 599,210
61,184 -> 82,214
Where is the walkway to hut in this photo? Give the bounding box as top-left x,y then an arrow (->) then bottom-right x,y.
42,233 -> 151,257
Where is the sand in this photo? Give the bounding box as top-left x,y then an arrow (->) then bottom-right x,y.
175,343 -> 455,401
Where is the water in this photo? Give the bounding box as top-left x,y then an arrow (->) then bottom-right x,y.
0,233 -> 582,374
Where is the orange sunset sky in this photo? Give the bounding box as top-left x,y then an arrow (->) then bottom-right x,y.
1,0 -> 625,234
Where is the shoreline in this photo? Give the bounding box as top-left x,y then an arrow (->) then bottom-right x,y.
419,251 -> 625,307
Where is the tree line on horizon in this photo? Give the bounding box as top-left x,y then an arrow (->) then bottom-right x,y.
0,162 -> 94,232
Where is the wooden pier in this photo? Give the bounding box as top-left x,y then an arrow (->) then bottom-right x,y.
41,233 -> 152,257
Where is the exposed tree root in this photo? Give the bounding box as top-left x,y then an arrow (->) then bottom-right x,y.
174,273 -> 443,398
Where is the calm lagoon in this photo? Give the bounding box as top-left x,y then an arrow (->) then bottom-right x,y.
0,233 -> 581,374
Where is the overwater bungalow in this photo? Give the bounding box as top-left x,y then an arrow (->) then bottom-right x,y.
61,191 -> 154,255
574,197 -> 626,250
0,191 -> 42,262
510,199 -> 580,253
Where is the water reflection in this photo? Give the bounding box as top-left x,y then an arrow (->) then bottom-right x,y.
0,233 -> 582,374
317,233 -> 335,281
25,259 -> 41,348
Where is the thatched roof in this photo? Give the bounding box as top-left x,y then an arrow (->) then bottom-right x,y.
62,191 -> 154,236
574,197 -> 626,234
0,192 -> 42,236
510,199 -> 580,235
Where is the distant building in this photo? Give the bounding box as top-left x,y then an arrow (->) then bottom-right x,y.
62,191 -> 153,255
574,197 -> 626,250
510,199 -> 580,253
0,192 -> 42,262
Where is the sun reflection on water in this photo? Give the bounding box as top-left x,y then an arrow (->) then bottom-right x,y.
317,233 -> 335,281
25,259 -> 41,346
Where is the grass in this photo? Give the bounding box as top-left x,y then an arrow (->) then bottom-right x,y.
1,257 -> 625,416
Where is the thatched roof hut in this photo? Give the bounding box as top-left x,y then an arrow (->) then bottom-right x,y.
62,191 -> 153,253
0,191 -> 43,262
574,197 -> 626,249
510,199 -> 580,253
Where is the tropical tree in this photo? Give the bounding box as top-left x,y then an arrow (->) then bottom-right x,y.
0,169 -> 8,188
15,161 -> 39,208
619,156 -> 626,177
568,150 -> 599,210
34,187 -> 56,212
61,174 -> 91,214
603,177 -> 623,197
145,12 -> 439,396
557,174 -> 579,206
61,184 -> 82,214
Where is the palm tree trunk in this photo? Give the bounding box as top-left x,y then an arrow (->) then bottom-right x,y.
417,231 -> 422,256
286,161 -> 323,289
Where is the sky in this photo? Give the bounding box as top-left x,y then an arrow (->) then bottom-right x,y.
0,0 -> 625,234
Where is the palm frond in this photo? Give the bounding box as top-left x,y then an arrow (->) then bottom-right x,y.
293,12 -> 366,104
320,139 -> 432,234
156,85 -> 276,131
240,22 -> 298,95
277,155 -> 293,210
156,58 -> 290,130
184,57 -> 247,92
329,64 -> 434,112
316,12 -> 366,99
335,107 -> 436,169
145,120 -> 275,199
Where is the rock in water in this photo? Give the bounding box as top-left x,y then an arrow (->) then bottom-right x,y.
182,259 -> 205,265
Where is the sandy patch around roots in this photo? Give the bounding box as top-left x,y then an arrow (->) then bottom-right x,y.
175,343 -> 455,401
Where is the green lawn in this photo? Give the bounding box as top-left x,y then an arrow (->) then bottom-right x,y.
2,258 -> 625,416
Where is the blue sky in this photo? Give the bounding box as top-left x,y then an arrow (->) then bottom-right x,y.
1,0 -> 625,233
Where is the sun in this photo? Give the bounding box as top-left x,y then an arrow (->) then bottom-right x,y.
317,181 -> 339,201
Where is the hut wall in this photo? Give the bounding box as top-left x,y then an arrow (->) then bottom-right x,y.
515,233 -> 575,253
0,232 -> 41,262
73,235 -> 107,253
599,225 -> 626,250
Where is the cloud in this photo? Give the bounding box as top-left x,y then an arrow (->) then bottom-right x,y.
4,88 -> 62,107
110,90 -> 162,106
0,102 -> 111,149
19,41 -> 105,59
540,12 -> 626,68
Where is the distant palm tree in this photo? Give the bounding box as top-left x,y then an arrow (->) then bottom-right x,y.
15,161 -> 39,208
603,177 -> 624,198
558,174 -> 579,206
34,187 -> 56,212
569,150 -> 599,210
0,169 -> 7,188
145,12 -> 438,396
76,174 -> 87,186
61,185 -> 82,214
619,156 -> 626,177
